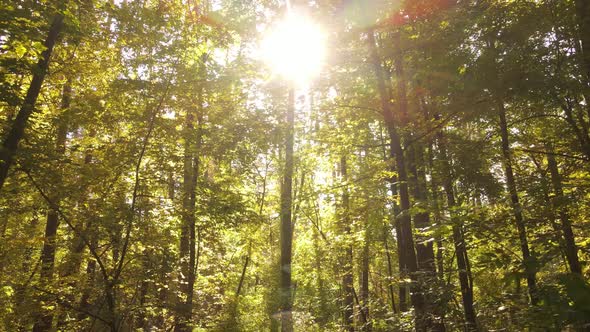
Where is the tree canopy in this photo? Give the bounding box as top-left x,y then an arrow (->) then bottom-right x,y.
1,0 -> 589,331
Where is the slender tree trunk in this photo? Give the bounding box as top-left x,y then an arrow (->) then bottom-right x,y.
575,0 -> 590,85
280,87 -> 295,332
409,143 -> 445,331
339,156 -> 355,332
175,57 -> 205,330
175,104 -> 199,331
313,223 -> 329,328
437,130 -> 478,331
78,239 -> 97,320
545,143 -> 582,275
226,244 -> 251,331
236,250 -> 250,299
360,205 -> 371,332
532,157 -> 570,271
32,80 -> 70,332
366,28 -> 426,330
72,130 -> 99,325
409,146 -> 437,274
0,14 -> 64,191
382,221 -> 398,315
381,75 -> 409,314
380,124 -> 407,312
360,149 -> 372,329
497,101 -> 539,305
427,141 -> 445,280
575,0 -> 590,147
393,194 -> 408,313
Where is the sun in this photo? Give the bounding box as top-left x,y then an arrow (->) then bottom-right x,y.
261,13 -> 326,85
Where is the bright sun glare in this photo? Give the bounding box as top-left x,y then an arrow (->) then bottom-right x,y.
261,14 -> 326,84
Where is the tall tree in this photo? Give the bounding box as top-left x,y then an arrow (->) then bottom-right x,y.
339,156 -> 354,332
366,28 -> 427,330
279,87 -> 295,332
32,79 -> 70,332
0,13 -> 64,190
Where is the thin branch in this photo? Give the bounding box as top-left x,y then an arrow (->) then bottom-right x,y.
114,80 -> 173,281
23,169 -> 111,284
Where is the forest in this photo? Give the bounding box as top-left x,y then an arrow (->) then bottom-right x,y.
1,0 -> 590,331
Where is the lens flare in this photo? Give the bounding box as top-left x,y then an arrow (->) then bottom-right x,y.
261,14 -> 326,84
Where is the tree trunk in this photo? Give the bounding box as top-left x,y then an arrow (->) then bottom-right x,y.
175,57 -> 205,331
360,153 -> 372,330
497,101 -> 539,305
575,0 -> 590,86
366,28 -> 426,330
0,14 -> 64,191
409,146 -> 437,274
427,140 -> 445,280
380,123 -> 407,313
437,130 -> 478,331
360,206 -> 371,332
382,220 -> 398,315
545,143 -> 582,275
340,156 -> 355,332
175,105 -> 199,331
382,71 -> 409,314
78,242 -> 97,320
532,155 -> 570,271
313,224 -> 329,328
32,80 -> 70,332
408,143 -> 445,331
280,87 -> 295,332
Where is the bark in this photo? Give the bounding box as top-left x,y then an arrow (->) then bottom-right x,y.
361,156 -> 372,330
313,215 -> 329,327
409,143 -> 445,331
424,107 -> 445,281
497,101 -> 539,305
575,0 -> 590,85
32,80 -> 70,332
409,146 -> 437,274
279,87 -> 295,332
427,142 -> 445,280
437,130 -> 478,331
380,123 -> 407,312
0,14 -> 64,191
226,245 -> 251,330
366,28 -> 426,330
236,251 -> 250,299
393,198 -> 408,312
340,156 -> 354,332
175,105 -> 200,331
175,58 -> 205,330
575,0 -> 590,149
532,156 -> 570,271
382,221 -> 398,315
77,255 -> 96,321
545,143 -> 582,275
360,212 -> 371,332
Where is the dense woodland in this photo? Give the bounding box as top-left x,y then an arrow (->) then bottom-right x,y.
1,0 -> 590,331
